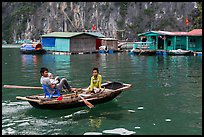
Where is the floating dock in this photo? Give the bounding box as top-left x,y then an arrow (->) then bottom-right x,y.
49,50 -> 121,55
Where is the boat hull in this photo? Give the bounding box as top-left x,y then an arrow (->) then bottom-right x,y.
20,49 -> 46,54
28,90 -> 122,110
131,50 -> 156,55
167,52 -> 193,56
167,49 -> 193,56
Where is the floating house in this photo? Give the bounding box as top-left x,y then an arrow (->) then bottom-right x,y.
41,32 -> 105,53
136,29 -> 202,52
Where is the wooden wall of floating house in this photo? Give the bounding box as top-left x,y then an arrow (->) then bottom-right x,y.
55,38 -> 70,52
70,34 -> 97,53
42,37 -> 56,51
175,36 -> 187,50
148,35 -> 157,50
145,33 -> 158,50
101,40 -> 118,50
112,40 -> 118,50
166,36 -> 174,50
188,36 -> 202,51
195,36 -> 202,51
164,36 -> 167,50
173,36 -> 177,50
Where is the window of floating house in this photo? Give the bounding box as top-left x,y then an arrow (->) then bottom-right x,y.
151,36 -> 156,46
167,40 -> 171,46
189,38 -> 196,48
176,38 -> 180,43
176,37 -> 183,49
142,37 -> 147,42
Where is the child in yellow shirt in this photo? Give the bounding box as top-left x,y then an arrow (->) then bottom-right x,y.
89,67 -> 102,93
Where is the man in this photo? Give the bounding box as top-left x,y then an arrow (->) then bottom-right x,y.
89,67 -> 103,93
40,67 -> 76,93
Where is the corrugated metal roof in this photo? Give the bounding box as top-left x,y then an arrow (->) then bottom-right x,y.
152,31 -> 189,36
152,31 -> 175,35
159,31 -> 173,35
41,32 -> 106,38
138,31 -> 168,36
138,31 -> 157,36
99,37 -> 117,40
86,32 -> 106,38
41,32 -> 83,38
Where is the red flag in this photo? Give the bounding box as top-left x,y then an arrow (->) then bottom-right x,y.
92,24 -> 96,31
185,18 -> 189,25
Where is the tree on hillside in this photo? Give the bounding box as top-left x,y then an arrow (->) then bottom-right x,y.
189,2 -> 202,30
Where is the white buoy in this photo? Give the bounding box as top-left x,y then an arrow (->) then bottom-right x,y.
84,132 -> 102,135
128,110 -> 135,113
137,107 -> 144,110
134,126 -> 141,129
102,128 -> 136,135
165,119 -> 171,122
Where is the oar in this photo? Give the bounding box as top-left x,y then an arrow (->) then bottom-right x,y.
3,85 -> 43,90
78,94 -> 94,108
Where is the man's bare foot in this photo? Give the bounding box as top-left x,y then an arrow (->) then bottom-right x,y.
76,88 -> 82,91
70,88 -> 76,92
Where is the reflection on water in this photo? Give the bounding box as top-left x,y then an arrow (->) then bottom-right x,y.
89,118 -> 102,129
2,48 -> 202,135
21,55 -> 38,66
42,54 -> 70,75
2,97 -> 128,135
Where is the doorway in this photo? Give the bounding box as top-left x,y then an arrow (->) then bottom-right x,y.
158,36 -> 164,49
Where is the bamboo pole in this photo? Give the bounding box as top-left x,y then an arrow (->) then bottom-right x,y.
16,96 -> 41,103
3,85 -> 43,89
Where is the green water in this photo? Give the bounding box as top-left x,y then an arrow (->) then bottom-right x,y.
2,47 -> 202,135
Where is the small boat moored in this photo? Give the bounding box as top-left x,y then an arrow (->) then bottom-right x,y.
20,43 -> 46,54
167,49 -> 193,55
16,81 -> 132,110
98,46 -> 114,54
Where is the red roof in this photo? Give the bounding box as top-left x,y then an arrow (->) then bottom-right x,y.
139,29 -> 202,36
187,29 -> 202,36
152,29 -> 202,36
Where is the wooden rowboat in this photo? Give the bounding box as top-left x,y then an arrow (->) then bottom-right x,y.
16,82 -> 132,110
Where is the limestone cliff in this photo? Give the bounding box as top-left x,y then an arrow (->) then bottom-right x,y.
2,2 -> 200,43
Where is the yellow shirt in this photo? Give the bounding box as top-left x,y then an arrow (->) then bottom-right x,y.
90,74 -> 102,91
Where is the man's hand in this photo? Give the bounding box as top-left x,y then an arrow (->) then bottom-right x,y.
50,84 -> 55,89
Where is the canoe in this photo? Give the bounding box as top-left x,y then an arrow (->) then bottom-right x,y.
16,82 -> 132,110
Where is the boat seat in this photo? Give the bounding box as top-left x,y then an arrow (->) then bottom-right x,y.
42,84 -> 60,99
79,93 -> 92,97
